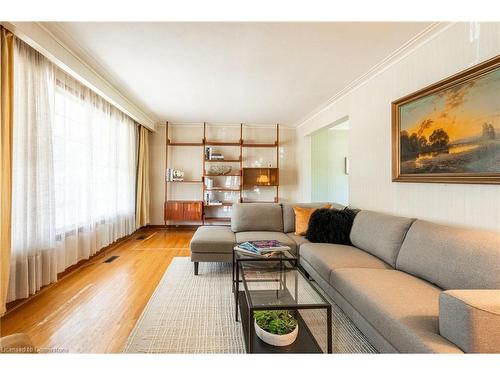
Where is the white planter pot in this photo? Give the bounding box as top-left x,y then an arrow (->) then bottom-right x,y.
254,320 -> 299,347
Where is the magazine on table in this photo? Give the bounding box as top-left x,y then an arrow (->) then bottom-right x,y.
235,240 -> 290,257
234,247 -> 284,258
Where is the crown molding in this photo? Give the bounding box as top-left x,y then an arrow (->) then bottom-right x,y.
294,22 -> 454,129
38,22 -> 157,130
4,21 -> 156,130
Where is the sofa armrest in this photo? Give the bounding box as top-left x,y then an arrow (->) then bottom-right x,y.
0,333 -> 36,353
439,290 -> 500,353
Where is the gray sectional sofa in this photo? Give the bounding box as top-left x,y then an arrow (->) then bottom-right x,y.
189,202 -> 500,353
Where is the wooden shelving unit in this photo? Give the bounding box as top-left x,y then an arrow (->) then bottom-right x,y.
164,122 -> 280,226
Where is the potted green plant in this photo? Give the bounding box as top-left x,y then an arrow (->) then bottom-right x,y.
254,310 -> 298,346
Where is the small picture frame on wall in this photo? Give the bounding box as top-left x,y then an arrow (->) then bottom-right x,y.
392,55 -> 500,184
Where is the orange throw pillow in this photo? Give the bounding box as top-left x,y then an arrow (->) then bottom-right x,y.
292,205 -> 332,236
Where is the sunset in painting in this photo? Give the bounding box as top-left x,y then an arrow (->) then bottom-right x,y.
399,67 -> 500,174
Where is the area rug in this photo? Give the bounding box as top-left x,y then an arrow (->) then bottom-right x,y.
122,257 -> 377,353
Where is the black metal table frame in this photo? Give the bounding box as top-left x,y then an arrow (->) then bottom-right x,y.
232,249 -> 332,353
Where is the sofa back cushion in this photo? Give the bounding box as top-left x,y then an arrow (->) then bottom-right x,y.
282,202 -> 345,233
231,203 -> 283,232
396,220 -> 500,290
350,210 -> 414,267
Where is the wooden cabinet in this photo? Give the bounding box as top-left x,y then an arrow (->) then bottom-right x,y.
164,201 -> 203,222
183,201 -> 203,221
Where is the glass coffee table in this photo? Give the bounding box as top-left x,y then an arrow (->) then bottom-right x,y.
233,248 -> 332,353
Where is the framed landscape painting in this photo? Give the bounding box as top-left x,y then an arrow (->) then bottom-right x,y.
392,55 -> 500,184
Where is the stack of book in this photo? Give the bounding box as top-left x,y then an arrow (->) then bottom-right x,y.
210,152 -> 224,160
205,146 -> 225,160
235,240 -> 290,258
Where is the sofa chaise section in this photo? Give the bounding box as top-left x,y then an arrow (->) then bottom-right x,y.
190,226 -> 236,275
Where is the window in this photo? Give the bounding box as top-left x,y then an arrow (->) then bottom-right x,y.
9,38 -> 137,302
52,78 -> 137,233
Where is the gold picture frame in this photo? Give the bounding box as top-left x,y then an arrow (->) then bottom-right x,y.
392,55 -> 500,184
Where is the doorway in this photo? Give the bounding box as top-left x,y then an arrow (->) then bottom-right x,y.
310,118 -> 349,205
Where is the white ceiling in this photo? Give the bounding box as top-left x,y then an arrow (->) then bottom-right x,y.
43,22 -> 432,126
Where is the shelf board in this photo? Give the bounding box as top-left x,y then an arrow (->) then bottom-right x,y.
205,141 -> 241,146
242,167 -> 278,170
204,173 -> 241,177
167,180 -> 203,183
168,141 -> 204,146
242,200 -> 277,203
165,200 -> 204,203
204,202 -> 234,207
204,187 -> 241,192
205,159 -> 241,163
242,142 -> 278,148
242,184 -> 279,187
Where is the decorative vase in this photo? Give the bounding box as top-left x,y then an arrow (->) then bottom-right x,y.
254,320 -> 299,347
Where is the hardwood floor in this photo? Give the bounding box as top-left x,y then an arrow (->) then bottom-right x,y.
0,227 -> 194,353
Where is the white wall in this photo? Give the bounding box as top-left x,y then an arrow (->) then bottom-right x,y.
296,22 -> 500,232
149,124 -> 297,225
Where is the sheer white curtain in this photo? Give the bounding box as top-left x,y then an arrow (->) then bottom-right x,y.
9,38 -> 57,300
8,39 -> 137,302
52,72 -> 137,272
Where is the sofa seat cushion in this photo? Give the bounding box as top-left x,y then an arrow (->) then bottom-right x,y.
286,233 -> 309,253
299,243 -> 391,282
190,226 -> 236,254
330,268 -> 462,353
235,231 -> 297,254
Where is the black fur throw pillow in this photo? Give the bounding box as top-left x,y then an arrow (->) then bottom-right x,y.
306,208 -> 359,245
